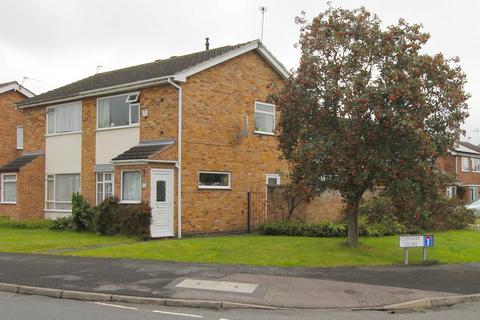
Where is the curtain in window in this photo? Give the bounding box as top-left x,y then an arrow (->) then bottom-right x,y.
47,110 -> 55,134
55,103 -> 81,133
55,174 -> 81,209
98,99 -> 111,128
3,175 -> 16,202
122,171 -> 141,201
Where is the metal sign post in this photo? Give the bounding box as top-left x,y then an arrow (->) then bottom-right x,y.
399,234 -> 434,265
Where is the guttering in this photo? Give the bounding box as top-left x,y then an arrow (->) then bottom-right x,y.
111,159 -> 178,165
17,76 -> 177,109
167,77 -> 183,239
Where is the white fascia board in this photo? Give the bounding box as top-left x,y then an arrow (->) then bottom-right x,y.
256,45 -> 291,79
0,83 -> 35,98
18,77 -> 172,109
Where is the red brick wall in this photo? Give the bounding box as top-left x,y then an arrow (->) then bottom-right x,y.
0,91 -> 25,166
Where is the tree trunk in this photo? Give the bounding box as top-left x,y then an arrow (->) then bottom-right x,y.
346,198 -> 360,247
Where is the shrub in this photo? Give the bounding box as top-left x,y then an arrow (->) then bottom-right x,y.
49,216 -> 74,231
71,193 -> 97,232
259,221 -> 347,237
96,198 -> 151,238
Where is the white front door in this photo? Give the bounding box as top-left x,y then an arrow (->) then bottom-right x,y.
150,169 -> 174,237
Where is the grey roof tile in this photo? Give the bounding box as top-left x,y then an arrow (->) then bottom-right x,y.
19,41 -> 256,107
112,140 -> 174,161
0,153 -> 43,172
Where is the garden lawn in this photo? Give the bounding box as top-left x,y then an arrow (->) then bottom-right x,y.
0,226 -> 478,267
64,230 -> 480,267
0,228 -> 134,253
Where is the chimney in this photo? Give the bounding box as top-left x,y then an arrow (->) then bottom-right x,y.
205,37 -> 210,51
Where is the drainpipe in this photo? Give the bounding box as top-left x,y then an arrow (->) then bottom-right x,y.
168,78 -> 183,239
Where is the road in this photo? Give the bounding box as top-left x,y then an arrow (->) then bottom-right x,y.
2,291 -> 480,320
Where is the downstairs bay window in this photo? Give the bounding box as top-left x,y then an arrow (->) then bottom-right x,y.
46,174 -> 81,211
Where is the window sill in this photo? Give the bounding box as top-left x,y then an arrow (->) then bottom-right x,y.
44,209 -> 72,213
461,170 -> 470,172
96,124 -> 139,132
0,202 -> 16,205
45,131 -> 82,137
198,186 -> 232,190
119,200 -> 141,204
254,131 -> 275,136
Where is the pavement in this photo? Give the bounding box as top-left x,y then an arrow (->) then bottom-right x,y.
0,252 -> 479,309
3,291 -> 480,320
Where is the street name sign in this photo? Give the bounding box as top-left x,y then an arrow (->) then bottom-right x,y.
399,234 -> 435,264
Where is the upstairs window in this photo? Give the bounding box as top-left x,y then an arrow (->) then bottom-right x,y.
46,102 -> 82,134
254,102 -> 275,134
97,93 -> 140,129
461,157 -> 470,172
472,158 -> 480,172
16,126 -> 23,150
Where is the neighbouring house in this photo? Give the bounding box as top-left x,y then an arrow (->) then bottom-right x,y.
438,141 -> 480,203
0,81 -> 38,220
6,40 -> 293,237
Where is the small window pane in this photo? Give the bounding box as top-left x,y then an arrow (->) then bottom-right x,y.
104,173 -> 112,181
96,173 -> 103,182
156,181 -> 166,202
130,104 -> 139,124
256,103 -> 274,113
17,127 -> 23,150
47,110 -> 55,134
199,172 -> 230,188
268,178 -> 278,185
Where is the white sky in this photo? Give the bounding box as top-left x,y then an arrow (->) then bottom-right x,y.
1,0 -> 478,142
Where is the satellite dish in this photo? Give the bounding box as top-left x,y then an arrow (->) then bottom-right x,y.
235,114 -> 249,144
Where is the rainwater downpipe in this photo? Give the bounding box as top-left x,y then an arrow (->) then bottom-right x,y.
168,78 -> 182,239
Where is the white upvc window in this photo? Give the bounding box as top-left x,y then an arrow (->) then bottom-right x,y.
96,172 -> 114,205
446,186 -> 457,199
471,187 -> 479,203
121,171 -> 141,203
198,171 -> 231,189
45,174 -> 81,211
266,174 -> 281,186
1,173 -> 17,204
472,158 -> 480,172
461,157 -> 470,172
16,126 -> 23,150
254,101 -> 275,135
97,93 -> 140,129
46,102 -> 82,135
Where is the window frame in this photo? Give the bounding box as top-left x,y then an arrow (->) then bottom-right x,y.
472,158 -> 480,172
471,187 -> 479,203
45,102 -> 82,136
96,172 -> 114,205
125,92 -> 140,103
44,173 -> 81,212
254,101 -> 276,135
16,126 -> 23,150
1,173 -> 17,204
120,170 -> 142,204
265,174 -> 281,186
96,93 -> 141,131
461,157 -> 470,172
198,171 -> 231,190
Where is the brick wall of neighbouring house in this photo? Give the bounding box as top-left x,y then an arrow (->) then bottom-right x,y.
0,91 -> 25,166
438,154 -> 480,202
23,105 -> 46,152
17,155 -> 45,219
179,51 -> 288,234
0,156 -> 45,220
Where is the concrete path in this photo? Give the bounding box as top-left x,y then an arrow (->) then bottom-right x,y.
0,253 -> 478,308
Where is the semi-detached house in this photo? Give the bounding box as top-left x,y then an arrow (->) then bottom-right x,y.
0,40 -> 290,237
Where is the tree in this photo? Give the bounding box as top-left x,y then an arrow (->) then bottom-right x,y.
279,182 -> 314,220
269,6 -> 469,246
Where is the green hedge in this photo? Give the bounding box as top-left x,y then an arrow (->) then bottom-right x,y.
258,220 -> 405,238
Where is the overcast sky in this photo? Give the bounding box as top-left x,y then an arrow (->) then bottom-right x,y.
1,0 -> 479,142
